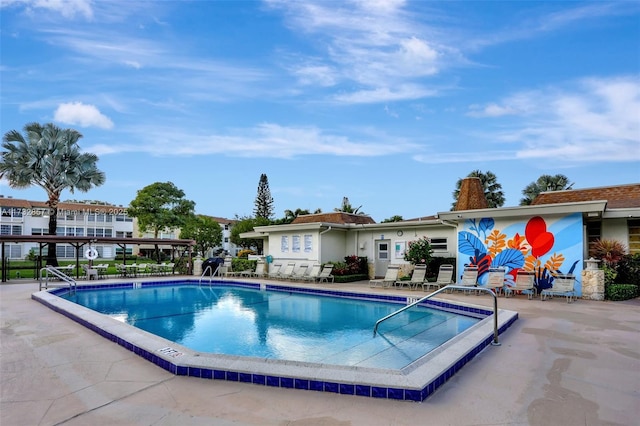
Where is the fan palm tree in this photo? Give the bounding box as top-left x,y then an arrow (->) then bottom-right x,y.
520,174 -> 573,205
451,170 -> 505,209
0,122 -> 106,265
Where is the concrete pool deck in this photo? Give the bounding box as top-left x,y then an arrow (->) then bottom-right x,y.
1,278 -> 639,425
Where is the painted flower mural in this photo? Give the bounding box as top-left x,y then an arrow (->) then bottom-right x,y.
458,214 -> 582,295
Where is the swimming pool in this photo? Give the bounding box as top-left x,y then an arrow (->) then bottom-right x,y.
60,284 -> 479,370
33,278 -> 518,402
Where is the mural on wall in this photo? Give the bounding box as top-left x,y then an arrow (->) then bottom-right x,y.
458,213 -> 582,295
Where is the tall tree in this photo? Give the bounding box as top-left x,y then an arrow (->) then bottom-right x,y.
253,173 -> 274,219
230,216 -> 271,253
520,174 -> 573,205
334,196 -> 365,214
127,182 -> 195,261
451,170 -> 505,209
179,214 -> 223,257
0,122 -> 105,265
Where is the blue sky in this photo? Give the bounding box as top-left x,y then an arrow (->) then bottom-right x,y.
1,0 -> 639,222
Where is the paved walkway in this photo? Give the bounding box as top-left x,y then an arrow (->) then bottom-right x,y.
1,279 -> 639,425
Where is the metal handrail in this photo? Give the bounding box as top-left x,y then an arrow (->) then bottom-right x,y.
198,265 -> 214,285
373,285 -> 501,346
39,266 -> 77,293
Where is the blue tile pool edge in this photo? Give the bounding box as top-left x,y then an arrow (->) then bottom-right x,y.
33,281 -> 518,402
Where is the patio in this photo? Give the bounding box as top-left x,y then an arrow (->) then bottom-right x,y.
1,279 -> 638,425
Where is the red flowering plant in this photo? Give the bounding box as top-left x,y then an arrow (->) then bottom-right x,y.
404,237 -> 433,266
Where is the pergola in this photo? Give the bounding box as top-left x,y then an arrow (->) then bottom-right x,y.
0,235 -> 196,282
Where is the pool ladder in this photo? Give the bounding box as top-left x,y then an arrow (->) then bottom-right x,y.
373,285 -> 501,346
198,264 -> 224,285
39,266 -> 77,294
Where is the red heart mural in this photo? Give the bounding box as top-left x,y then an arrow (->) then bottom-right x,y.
525,216 -> 554,258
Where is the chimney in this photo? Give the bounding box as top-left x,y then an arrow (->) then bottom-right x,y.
455,177 -> 488,210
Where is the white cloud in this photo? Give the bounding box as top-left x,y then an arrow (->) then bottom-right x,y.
6,0 -> 95,20
449,76 -> 640,164
89,122 -> 421,159
54,102 -> 114,129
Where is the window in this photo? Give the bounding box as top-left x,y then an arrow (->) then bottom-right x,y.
115,214 -> 132,222
281,236 -> 289,252
586,221 -> 601,257
292,235 -> 301,252
56,245 -> 76,258
31,228 -> 47,235
430,237 -> 448,251
629,219 -> 640,255
1,224 -> 21,235
304,235 -> 312,252
224,237 -> 229,243
224,224 -> 229,230
116,231 -> 133,238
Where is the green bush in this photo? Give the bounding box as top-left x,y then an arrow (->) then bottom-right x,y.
333,274 -> 369,283
232,258 -> 257,272
615,253 -> 640,286
404,237 -> 433,266
605,284 -> 639,301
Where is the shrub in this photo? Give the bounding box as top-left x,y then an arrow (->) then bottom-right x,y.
404,237 -> 433,266
615,253 -> 640,286
605,284 -> 639,301
602,264 -> 617,286
592,239 -> 627,267
232,258 -> 256,272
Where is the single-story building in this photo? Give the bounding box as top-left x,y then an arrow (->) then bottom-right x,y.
241,182 -> 640,299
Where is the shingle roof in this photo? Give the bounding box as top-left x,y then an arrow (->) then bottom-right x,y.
291,212 -> 376,225
531,183 -> 640,209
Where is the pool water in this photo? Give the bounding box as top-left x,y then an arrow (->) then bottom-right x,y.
63,284 -> 479,369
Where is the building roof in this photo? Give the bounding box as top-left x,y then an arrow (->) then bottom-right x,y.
531,183 -> 640,209
291,212 -> 376,225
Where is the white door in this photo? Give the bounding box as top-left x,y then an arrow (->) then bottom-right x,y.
374,240 -> 391,278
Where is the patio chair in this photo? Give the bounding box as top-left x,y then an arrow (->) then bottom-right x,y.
541,274 -> 577,303
302,264 -> 322,282
276,262 -> 296,280
289,263 -> 309,281
397,264 -> 427,290
504,270 -> 537,299
483,267 -> 506,295
81,264 -> 98,280
369,265 -> 399,288
316,264 -> 335,283
423,264 -> 454,292
267,262 -> 283,279
247,261 -> 266,278
453,265 -> 478,294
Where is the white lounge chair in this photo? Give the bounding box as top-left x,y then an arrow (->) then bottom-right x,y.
267,262 -> 283,279
369,265 -> 399,288
541,274 -> 576,303
398,264 -> 427,290
316,264 -> 335,283
504,270 -> 536,299
290,263 -> 309,281
240,261 -> 264,278
277,262 -> 296,280
302,264 -> 322,282
453,265 -> 478,294
484,267 -> 506,295
423,264 -> 454,292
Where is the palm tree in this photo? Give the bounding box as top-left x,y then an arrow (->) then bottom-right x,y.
0,122 -> 106,265
520,174 -> 573,205
334,197 -> 365,215
451,170 -> 505,209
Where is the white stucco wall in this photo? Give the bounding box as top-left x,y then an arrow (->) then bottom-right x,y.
601,218 -> 631,252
